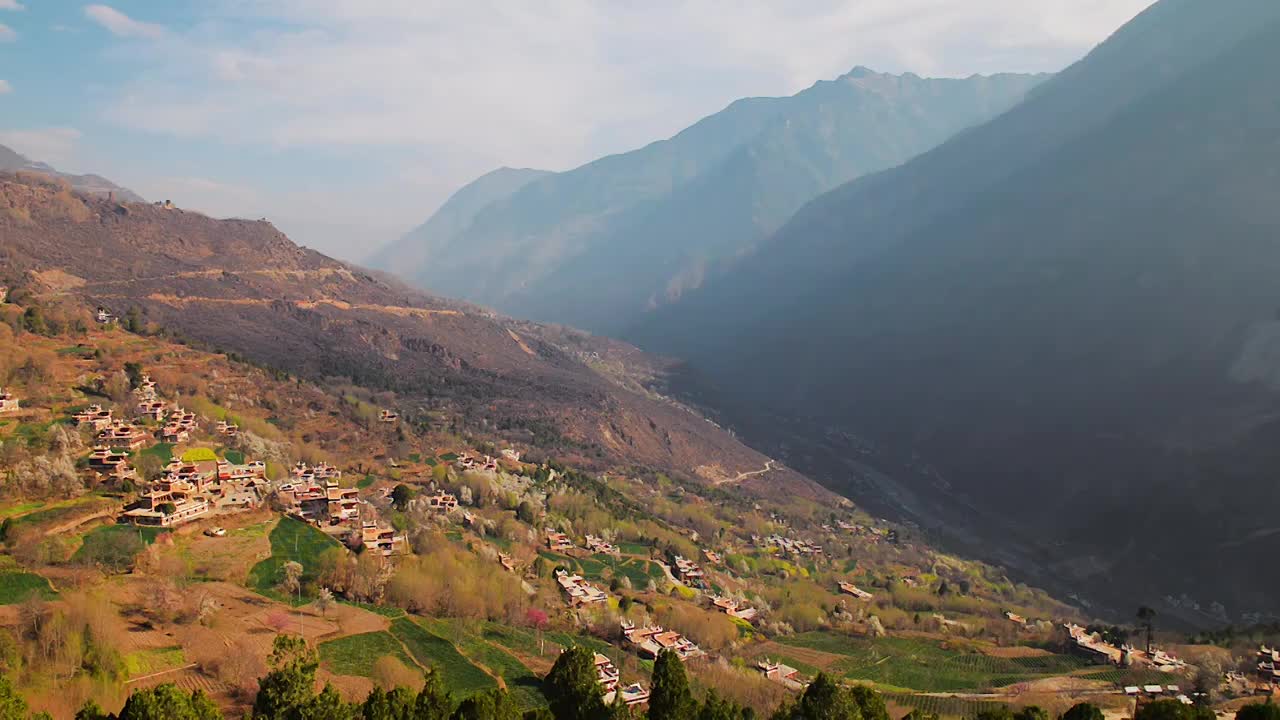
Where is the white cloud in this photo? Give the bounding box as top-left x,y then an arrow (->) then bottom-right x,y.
90,1 -> 1154,257
84,4 -> 165,39
0,127 -> 82,166
0,22 -> 15,41
0,0 -> 23,10
0,80 -> 10,94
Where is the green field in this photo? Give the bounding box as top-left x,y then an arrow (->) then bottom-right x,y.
887,692 -> 1007,718
247,517 -> 342,601
357,475 -> 376,489
222,450 -> 246,465
480,622 -> 612,659
124,646 -> 188,678
72,525 -> 167,571
1077,667 -> 1169,687
0,501 -> 47,521
341,600 -> 406,618
411,618 -> 546,710
389,618 -> 496,697
2,494 -> 116,530
140,442 -> 174,465
0,571 -> 57,604
780,634 -> 1088,692
319,632 -> 418,679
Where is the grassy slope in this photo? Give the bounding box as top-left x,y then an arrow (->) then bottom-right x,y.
388,617 -> 496,697
781,634 -> 1088,692
0,570 -> 57,604
247,516 -> 342,602
319,632 -> 418,679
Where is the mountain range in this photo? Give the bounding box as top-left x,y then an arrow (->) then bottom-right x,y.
0,170 -> 821,504
371,68 -> 1046,334
631,0 -> 1280,619
0,142 -> 143,203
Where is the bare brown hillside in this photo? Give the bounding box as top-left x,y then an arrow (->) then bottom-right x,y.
0,173 -> 820,500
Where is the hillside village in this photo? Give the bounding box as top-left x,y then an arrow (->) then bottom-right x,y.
1,285 -> 1278,718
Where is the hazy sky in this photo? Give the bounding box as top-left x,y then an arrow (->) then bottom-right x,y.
0,1 -> 1154,260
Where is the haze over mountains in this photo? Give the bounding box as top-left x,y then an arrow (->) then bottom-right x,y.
372,68 -> 1045,334
0,142 -> 143,203
0,172 -> 820,503
632,0 -> 1280,618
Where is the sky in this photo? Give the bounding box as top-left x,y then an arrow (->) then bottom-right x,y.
0,0 -> 1155,261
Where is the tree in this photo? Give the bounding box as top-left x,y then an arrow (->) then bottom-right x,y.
1014,707 -> 1049,720
543,646 -> 607,720
124,362 -> 145,389
847,685 -> 887,720
315,587 -> 335,618
391,484 -> 415,511
773,673 -> 862,720
137,453 -> 165,483
75,700 -> 109,720
973,708 -> 1014,720
901,712 -> 939,720
105,370 -> 132,403
306,684 -> 356,720
1061,703 -> 1105,720
253,634 -> 320,719
361,686 -> 416,720
516,500 -> 540,525
414,670 -> 454,720
449,689 -> 520,720
1236,704 -> 1280,720
0,676 -> 30,720
1134,699 -> 1213,720
649,650 -> 696,720
125,307 -> 143,334
116,684 -> 222,720
280,561 -> 304,598
698,691 -> 751,720
1136,606 -> 1157,655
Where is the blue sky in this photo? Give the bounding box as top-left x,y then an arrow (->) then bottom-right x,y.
0,1 -> 1154,260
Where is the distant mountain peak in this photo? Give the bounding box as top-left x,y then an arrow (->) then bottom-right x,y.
842,65 -> 881,79
0,142 -> 144,203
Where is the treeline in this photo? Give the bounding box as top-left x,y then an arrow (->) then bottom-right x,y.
4,632 -> 1280,720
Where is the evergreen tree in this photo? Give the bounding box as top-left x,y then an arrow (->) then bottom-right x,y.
543,646 -> 607,720
1236,704 -> 1280,720
772,673 -> 862,720
306,684 -> 357,720
117,684 -> 222,720
74,700 -> 109,720
254,634 -> 321,719
0,676 -> 30,720
413,670 -> 454,720
648,650 -> 695,720
449,689 -> 519,720
847,686 -> 888,720
1061,704 -> 1105,720
697,690 -> 751,720
1014,707 -> 1049,720
974,707 -> 1015,720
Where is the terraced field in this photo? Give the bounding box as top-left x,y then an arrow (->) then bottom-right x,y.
887,692 -> 1007,718
388,618 -> 495,697
318,631 -> 419,679
537,550 -> 663,589
247,516 -> 342,602
779,634 -> 1089,692
0,570 -> 57,603
72,524 -> 168,570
